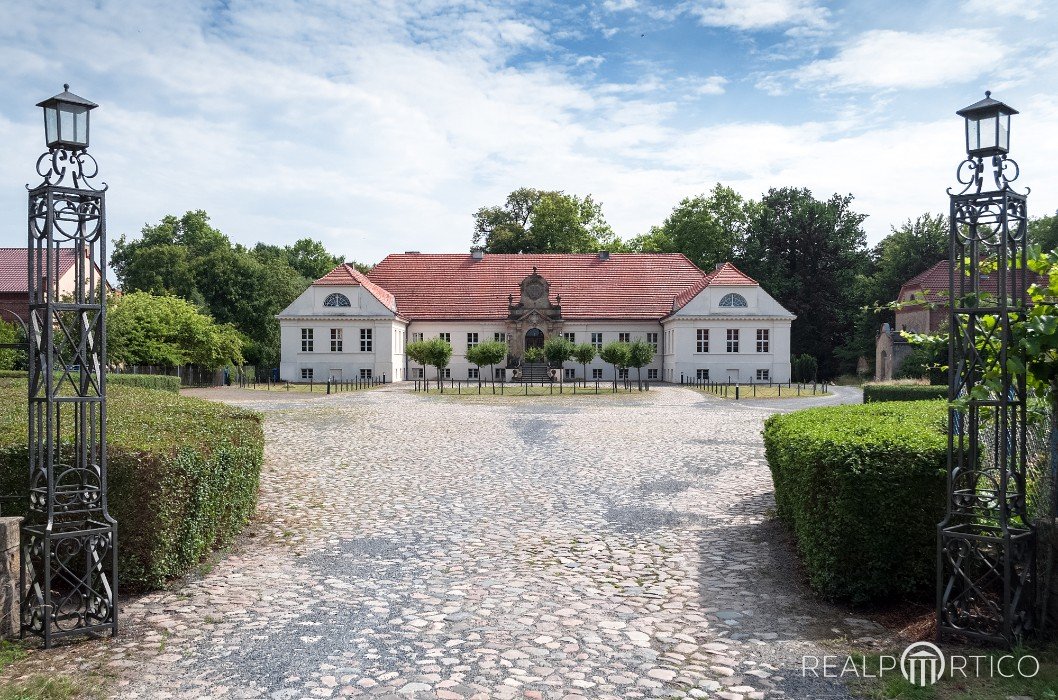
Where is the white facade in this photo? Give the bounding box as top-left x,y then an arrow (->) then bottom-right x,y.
278,284 -> 408,383
278,266 -> 795,384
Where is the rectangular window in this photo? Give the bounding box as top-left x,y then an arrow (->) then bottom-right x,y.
564,368 -> 575,380
467,332 -> 479,349
301,368 -> 314,380
591,332 -> 603,350
696,329 -> 709,353
494,332 -> 507,343
592,368 -> 603,379
618,332 -> 631,343
647,369 -> 659,380
756,329 -> 769,353
412,367 -> 424,379
330,328 -> 343,352
646,332 -> 658,351
439,332 -> 451,344
468,368 -> 479,379
360,368 -> 373,379
412,332 -> 424,343
618,368 -> 629,380
495,367 -> 506,380
441,368 -> 451,379
562,332 -> 576,343
756,369 -> 770,381
697,368 -> 709,381
301,328 -> 314,352
726,329 -> 739,353
360,328 -> 373,352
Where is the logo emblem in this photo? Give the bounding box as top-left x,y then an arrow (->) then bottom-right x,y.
900,642 -> 945,687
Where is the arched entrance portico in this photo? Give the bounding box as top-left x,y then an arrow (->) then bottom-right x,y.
525,328 -> 544,350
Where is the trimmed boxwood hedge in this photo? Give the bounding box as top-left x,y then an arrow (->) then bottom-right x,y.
863,383 -> 947,403
0,371 -> 182,393
0,378 -> 262,591
764,400 -> 948,603
108,373 -> 182,393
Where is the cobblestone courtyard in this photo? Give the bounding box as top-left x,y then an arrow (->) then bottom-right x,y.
6,384 -> 890,699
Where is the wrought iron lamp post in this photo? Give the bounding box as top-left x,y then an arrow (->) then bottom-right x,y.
938,92 -> 1033,644
22,85 -> 118,647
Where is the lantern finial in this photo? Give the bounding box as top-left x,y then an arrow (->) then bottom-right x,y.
985,90 -> 991,98
63,83 -> 70,92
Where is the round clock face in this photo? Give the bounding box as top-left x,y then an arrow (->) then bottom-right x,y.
525,280 -> 545,300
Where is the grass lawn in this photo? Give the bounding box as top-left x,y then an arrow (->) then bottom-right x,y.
234,381 -> 385,394
850,645 -> 1058,699
689,383 -> 831,399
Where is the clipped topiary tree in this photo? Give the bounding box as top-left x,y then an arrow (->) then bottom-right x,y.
406,340 -> 431,385
792,353 -> 818,383
543,336 -> 575,374
426,337 -> 453,390
572,343 -> 597,385
468,340 -> 507,388
627,339 -> 655,390
600,341 -> 630,389
524,347 -> 545,364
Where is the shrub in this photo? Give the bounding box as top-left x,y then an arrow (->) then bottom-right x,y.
792,353 -> 818,383
863,383 -> 947,403
0,379 -> 262,591
108,373 -> 182,393
764,400 -> 947,603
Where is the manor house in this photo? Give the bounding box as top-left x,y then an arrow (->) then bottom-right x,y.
277,252 -> 795,384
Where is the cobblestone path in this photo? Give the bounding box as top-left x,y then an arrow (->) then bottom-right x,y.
5,385 -> 888,699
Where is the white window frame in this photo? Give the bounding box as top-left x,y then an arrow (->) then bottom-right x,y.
756,369 -> 770,381
412,367 -> 424,379
360,368 -> 373,379
441,368 -> 451,379
696,368 -> 709,381
467,332 -> 479,349
562,332 -> 576,343
646,332 -> 658,351
756,329 -> 769,353
591,333 -> 603,350
647,368 -> 659,380
360,328 -> 373,352
618,332 -> 631,343
592,368 -> 603,379
301,368 -> 314,380
468,367 -> 479,380
301,328 -> 313,352
412,332 -> 424,343
696,329 -> 709,353
726,329 -> 739,353
439,332 -> 451,344
563,368 -> 575,380
330,328 -> 343,352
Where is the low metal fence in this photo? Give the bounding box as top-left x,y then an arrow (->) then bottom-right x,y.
235,372 -> 387,393
410,377 -> 651,395
679,375 -> 829,399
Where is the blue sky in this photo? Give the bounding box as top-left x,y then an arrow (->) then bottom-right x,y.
1,0 -> 1056,265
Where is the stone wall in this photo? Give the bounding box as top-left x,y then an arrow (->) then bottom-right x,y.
0,517 -> 20,638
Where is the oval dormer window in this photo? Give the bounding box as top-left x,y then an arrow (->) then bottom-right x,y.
719,293 -> 748,308
323,293 -> 351,307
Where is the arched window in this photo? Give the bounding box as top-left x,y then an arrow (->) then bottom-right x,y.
323,293 -> 351,307
718,293 -> 748,308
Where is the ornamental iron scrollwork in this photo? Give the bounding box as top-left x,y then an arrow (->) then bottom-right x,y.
21,147 -> 118,648
938,150 -> 1033,645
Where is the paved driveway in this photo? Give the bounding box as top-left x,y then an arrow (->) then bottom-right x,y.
6,384 -> 883,700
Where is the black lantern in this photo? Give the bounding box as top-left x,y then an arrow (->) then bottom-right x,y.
36,83 -> 97,151
956,90 -> 1017,158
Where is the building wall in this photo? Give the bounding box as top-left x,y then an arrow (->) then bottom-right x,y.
663,285 -> 794,383
278,284 -> 407,382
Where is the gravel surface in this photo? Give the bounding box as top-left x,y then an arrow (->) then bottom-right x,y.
4,383 -> 885,700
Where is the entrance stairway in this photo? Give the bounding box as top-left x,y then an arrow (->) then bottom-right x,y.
517,363 -> 551,382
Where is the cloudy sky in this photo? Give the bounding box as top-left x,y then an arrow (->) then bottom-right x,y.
1,0 -> 1056,265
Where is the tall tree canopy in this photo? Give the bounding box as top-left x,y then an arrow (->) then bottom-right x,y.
472,187 -> 620,253
737,188 -> 871,378
626,184 -> 748,271
1029,212 -> 1058,254
112,211 -> 352,366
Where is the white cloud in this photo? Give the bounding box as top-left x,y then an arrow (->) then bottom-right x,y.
764,29 -> 1005,93
687,0 -> 828,31
603,0 -> 638,11
965,0 -> 1042,19
694,75 -> 728,95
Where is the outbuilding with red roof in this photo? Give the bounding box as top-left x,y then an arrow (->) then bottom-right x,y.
277,251 -> 794,383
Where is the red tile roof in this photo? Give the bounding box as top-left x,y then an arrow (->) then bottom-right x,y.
671,262 -> 757,312
360,253 -> 758,320
900,259 -> 1043,304
315,263 -> 398,312
0,247 -> 80,293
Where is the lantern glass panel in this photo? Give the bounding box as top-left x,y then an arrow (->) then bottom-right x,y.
978,115 -> 997,150
999,112 -> 1010,151
966,118 -> 980,152
44,106 -> 58,146
58,104 -> 89,147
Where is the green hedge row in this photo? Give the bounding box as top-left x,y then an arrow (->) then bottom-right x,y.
764,400 -> 948,603
0,371 -> 181,393
109,373 -> 182,393
863,383 -> 947,403
0,379 -> 262,591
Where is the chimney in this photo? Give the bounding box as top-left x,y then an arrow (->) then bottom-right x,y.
598,251 -> 610,261
715,262 -> 724,270
471,247 -> 484,261
405,251 -> 420,254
